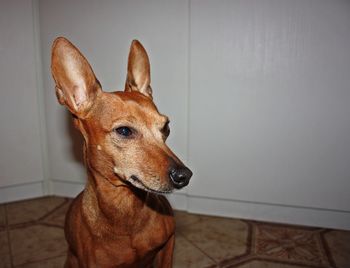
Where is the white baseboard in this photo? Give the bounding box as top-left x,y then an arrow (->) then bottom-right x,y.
187,195 -> 350,230
0,182 -> 44,203
167,192 -> 188,210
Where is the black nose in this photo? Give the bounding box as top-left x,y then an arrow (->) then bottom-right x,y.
169,166 -> 192,189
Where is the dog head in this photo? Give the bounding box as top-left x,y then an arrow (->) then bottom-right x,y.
51,37 -> 192,193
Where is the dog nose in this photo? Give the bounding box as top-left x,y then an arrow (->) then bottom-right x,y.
169,166 -> 192,189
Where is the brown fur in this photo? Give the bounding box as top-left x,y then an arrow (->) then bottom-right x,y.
51,37 -> 191,267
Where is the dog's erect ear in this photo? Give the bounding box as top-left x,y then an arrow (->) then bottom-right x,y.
125,40 -> 152,99
51,37 -> 101,117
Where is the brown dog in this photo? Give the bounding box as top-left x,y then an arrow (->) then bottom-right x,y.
51,37 -> 192,267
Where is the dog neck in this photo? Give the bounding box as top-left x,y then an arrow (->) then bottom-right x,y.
81,166 -> 170,236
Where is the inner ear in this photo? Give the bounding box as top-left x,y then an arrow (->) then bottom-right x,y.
125,40 -> 152,98
51,37 -> 101,117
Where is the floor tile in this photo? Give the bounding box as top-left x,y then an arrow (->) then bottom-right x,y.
323,230 -> 350,268
9,224 -> 67,266
173,234 -> 217,268
41,200 -> 71,227
0,258 -> 11,268
253,223 -> 330,267
15,255 -> 66,268
174,210 -> 214,231
7,196 -> 66,225
179,216 -> 249,263
233,259 -> 310,268
0,205 -> 6,229
0,231 -> 11,268
1,196 -> 350,268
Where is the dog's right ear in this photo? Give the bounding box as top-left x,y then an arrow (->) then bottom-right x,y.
51,37 -> 101,118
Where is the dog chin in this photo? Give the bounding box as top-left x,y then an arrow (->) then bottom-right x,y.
128,175 -> 173,194
113,167 -> 173,194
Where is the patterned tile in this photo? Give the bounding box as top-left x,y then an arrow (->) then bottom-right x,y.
41,199 -> 71,227
9,224 -> 67,266
7,196 -> 66,225
0,205 -> 6,231
174,210 -> 214,231
253,223 -> 330,267
173,234 -> 217,268
233,259 -> 310,268
323,230 -> 350,268
1,196 -> 350,268
0,205 -> 6,229
179,216 -> 249,263
0,231 -> 11,268
175,210 -> 202,226
15,255 -> 66,268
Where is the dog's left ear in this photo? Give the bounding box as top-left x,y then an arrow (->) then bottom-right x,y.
125,40 -> 152,99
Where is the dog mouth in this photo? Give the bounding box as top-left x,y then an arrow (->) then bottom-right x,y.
127,175 -> 173,194
113,167 -> 173,194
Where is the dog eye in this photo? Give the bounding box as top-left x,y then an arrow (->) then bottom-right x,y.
115,127 -> 133,137
161,121 -> 170,137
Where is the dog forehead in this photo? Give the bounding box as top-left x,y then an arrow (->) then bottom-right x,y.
90,91 -> 165,130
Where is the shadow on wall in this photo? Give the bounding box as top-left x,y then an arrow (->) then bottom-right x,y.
65,110 -> 84,165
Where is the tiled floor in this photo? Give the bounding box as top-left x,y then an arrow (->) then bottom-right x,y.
0,196 -> 349,268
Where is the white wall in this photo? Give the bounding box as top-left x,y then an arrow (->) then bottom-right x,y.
187,0 -> 350,228
1,0 -> 350,229
0,0 -> 46,202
